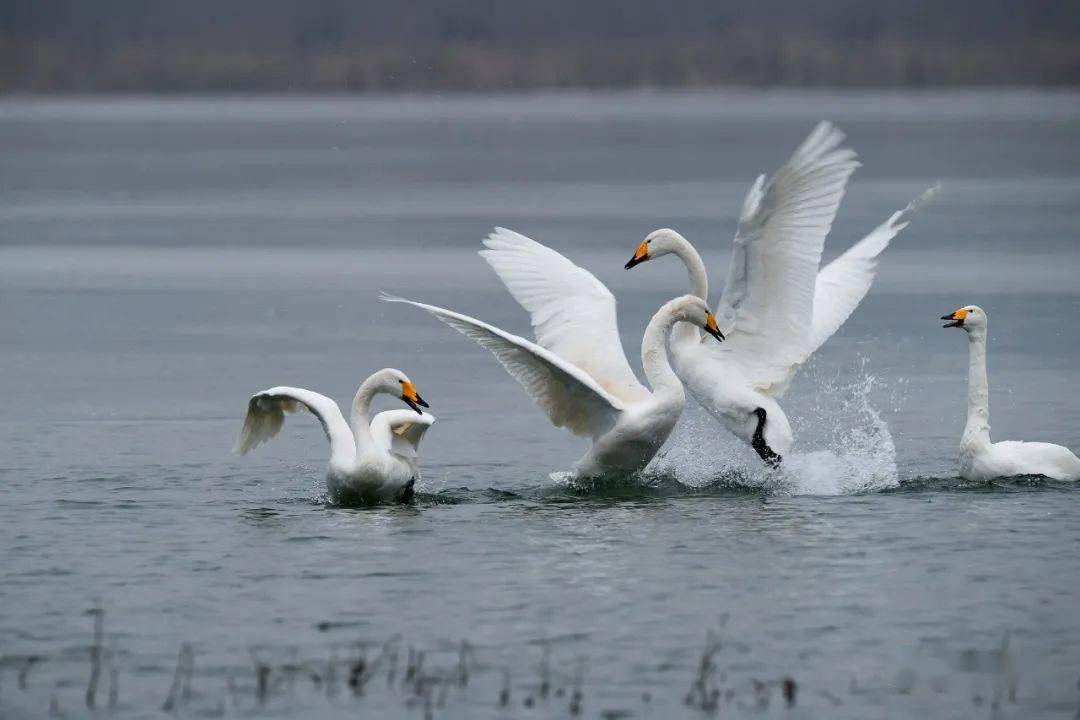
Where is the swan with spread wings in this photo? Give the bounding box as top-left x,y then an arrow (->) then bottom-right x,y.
383,229 -> 722,479
234,368 -> 434,504
624,122 -> 936,465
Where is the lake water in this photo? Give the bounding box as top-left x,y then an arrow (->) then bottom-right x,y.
1,90 -> 1079,718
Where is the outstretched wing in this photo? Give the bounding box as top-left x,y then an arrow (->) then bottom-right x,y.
370,409 -> 435,460
233,387 -> 354,457
479,227 -> 649,403
382,294 -> 623,439
809,185 -> 939,356
714,121 -> 860,394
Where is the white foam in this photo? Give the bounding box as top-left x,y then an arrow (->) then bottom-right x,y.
655,355 -> 901,496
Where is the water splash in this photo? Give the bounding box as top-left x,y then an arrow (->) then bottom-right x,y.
655,354 -> 902,496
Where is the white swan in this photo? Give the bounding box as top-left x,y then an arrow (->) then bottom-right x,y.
234,368 -> 435,504
624,121 -> 935,466
942,305 -> 1080,482
382,231 -> 723,479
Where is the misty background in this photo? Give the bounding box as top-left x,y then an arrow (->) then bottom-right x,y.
2,0 -> 1079,92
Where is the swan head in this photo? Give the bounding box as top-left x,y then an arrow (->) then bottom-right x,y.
374,368 -> 430,415
669,295 -> 724,343
624,228 -> 687,270
941,305 -> 986,333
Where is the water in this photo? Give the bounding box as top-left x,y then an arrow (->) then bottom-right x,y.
1,90 -> 1079,718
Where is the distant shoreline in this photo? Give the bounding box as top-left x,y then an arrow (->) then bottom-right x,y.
3,37 -> 1078,93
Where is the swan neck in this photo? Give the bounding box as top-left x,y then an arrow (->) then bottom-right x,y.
964,329 -> 991,446
670,236 -> 709,346
350,377 -> 380,451
672,238 -> 709,301
641,308 -> 684,401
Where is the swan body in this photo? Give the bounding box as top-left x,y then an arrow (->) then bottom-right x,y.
383,229 -> 722,479
234,368 -> 435,503
943,305 -> 1080,482
625,121 -> 936,465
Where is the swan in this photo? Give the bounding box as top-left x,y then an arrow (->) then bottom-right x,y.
942,305 -> 1080,482
382,231 -> 723,479
624,121 -> 935,466
233,368 -> 435,504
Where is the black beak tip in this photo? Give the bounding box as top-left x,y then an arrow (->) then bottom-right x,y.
416,395 -> 429,409
941,314 -> 964,328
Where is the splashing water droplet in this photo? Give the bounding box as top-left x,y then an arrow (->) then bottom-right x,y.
655,354 -> 902,496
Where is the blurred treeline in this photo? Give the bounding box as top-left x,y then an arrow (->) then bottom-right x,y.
2,0 -> 1078,92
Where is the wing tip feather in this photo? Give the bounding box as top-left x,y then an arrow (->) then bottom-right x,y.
379,290 -> 409,305
891,182 -> 942,229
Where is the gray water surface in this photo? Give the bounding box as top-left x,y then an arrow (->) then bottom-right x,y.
1,90 -> 1079,718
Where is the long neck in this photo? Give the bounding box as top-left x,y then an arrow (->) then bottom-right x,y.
349,375 -> 382,451
641,307 -> 685,402
669,237 -> 709,346
672,237 -> 709,301
964,328 -> 991,447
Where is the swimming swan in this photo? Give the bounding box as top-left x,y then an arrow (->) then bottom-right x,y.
383,233 -> 722,479
942,305 -> 1080,482
624,121 -> 935,466
234,368 -> 435,503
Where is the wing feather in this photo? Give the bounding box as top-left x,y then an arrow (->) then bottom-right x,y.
382,294 -> 623,439
233,387 -> 354,457
369,409 -> 435,460
809,185 -> 939,355
714,121 -> 860,393
479,227 -> 649,403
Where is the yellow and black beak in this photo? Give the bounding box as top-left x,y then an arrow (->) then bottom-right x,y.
704,312 -> 725,342
941,308 -> 968,329
400,381 -> 429,415
624,241 -> 650,270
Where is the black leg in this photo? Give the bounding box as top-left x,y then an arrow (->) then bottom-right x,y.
751,408 -> 783,468
397,478 -> 416,503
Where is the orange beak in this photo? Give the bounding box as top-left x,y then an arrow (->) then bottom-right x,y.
704,312 -> 724,342
941,307 -> 968,328
624,241 -> 650,270
400,381 -> 429,414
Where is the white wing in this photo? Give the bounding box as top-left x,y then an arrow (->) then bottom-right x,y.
233,387 -> 355,458
382,294 -> 624,439
479,227 -> 649,403
370,409 -> 435,460
809,185 -> 939,355
715,121 -> 860,393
